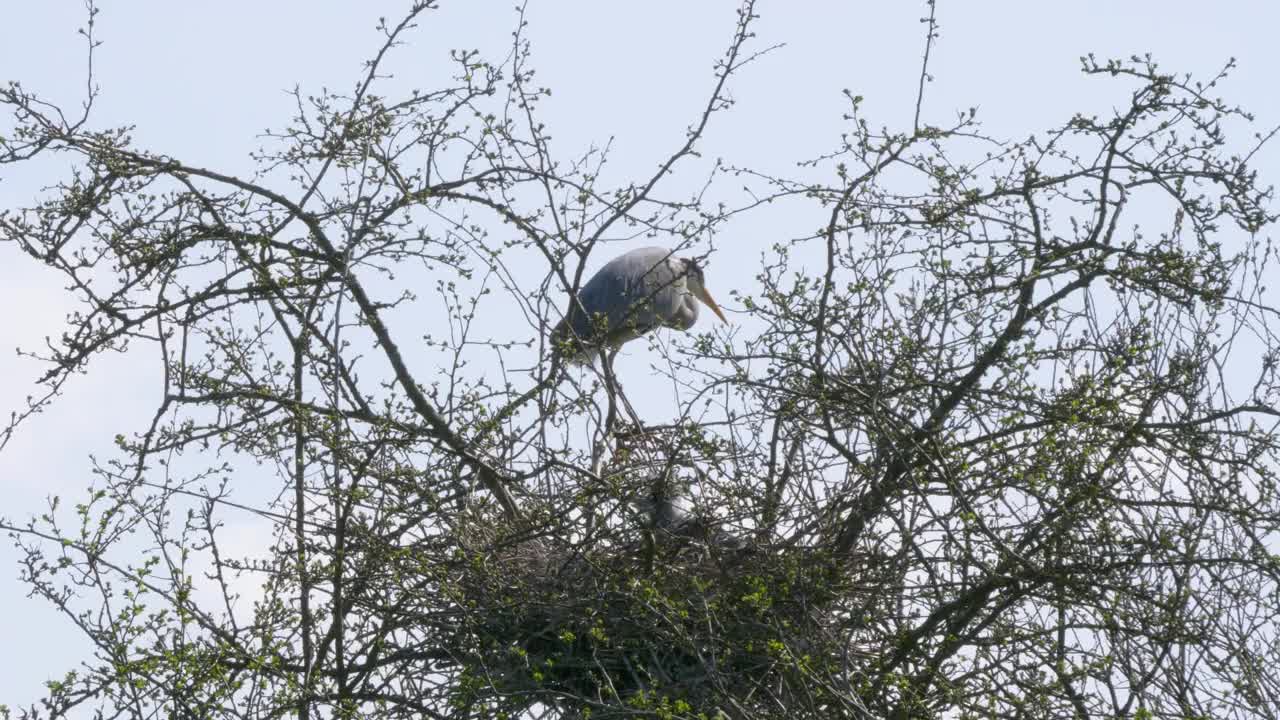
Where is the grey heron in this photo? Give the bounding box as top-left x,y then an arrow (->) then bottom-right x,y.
553,246 -> 728,364
633,490 -> 747,550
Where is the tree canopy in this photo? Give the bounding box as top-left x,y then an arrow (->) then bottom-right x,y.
3,2 -> 1279,718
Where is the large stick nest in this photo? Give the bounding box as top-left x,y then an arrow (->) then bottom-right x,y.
430,512 -> 889,718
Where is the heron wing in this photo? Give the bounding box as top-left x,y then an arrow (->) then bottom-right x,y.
565,247 -> 678,342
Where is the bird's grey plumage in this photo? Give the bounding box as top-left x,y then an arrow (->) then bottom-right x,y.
634,494 -> 694,533
633,492 -> 747,550
553,246 -> 726,363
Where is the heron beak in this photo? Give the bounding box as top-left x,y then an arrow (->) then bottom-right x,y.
695,285 -> 729,323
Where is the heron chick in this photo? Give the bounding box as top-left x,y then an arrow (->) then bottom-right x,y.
552,246 -> 728,364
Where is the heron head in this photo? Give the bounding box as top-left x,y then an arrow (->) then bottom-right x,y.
682,258 -> 728,323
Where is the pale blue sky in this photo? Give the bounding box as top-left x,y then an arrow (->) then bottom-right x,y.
2,1 -> 1278,711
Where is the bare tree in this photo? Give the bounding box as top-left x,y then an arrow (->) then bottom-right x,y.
3,2 -> 1279,718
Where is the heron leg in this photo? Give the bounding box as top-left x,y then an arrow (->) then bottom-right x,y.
600,347 -> 623,406
601,348 -> 644,431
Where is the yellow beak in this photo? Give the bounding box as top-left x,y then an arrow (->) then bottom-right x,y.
695,285 -> 729,323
